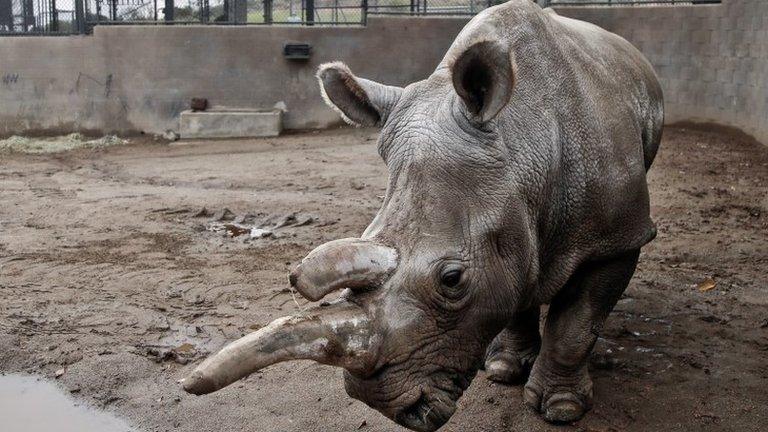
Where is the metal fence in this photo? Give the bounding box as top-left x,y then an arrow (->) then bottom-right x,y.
0,0 -> 82,34
367,0 -> 500,15
83,0 -> 370,26
0,0 -> 721,35
549,0 -> 719,5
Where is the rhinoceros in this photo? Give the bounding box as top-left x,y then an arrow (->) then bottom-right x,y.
182,1 -> 663,430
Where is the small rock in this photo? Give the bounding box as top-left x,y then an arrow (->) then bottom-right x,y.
54,368 -> 65,378
162,130 -> 180,141
699,315 -> 729,325
175,343 -> 195,353
350,179 -> 366,190
193,207 -> 211,218
697,277 -> 717,292
273,213 -> 298,229
211,208 -> 236,222
250,228 -> 273,239
234,213 -> 257,224
293,214 -> 315,227
144,347 -> 191,365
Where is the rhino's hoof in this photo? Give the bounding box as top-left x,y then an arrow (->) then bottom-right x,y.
485,356 -> 525,384
523,383 -> 589,424
484,348 -> 537,384
542,393 -> 586,423
522,384 -> 541,409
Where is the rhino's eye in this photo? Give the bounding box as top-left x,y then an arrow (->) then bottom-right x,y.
440,269 -> 463,288
437,264 -> 469,306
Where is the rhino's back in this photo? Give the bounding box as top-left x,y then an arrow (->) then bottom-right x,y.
489,3 -> 663,293
546,10 -> 664,171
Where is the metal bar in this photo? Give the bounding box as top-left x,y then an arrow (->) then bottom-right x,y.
264,0 -> 272,24
201,0 -> 209,23
306,0 -> 314,25
50,0 -> 59,31
23,0 -> 34,30
75,0 -> 85,33
164,0 -> 173,21
0,0 -> 11,31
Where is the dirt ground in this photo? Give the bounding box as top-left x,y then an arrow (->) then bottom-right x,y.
1,126 -> 766,432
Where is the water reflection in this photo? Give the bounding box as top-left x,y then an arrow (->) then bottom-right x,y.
0,374 -> 136,432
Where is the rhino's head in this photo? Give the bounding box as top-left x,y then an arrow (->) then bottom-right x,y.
184,38 -> 534,432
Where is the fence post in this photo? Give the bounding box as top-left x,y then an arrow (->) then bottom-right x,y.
50,0 -> 59,32
23,0 -> 34,30
75,0 -> 85,33
306,0 -> 314,26
0,0 -> 12,31
361,0 -> 367,25
164,0 -> 174,21
201,0 -> 210,22
263,0 -> 272,24
232,0 -> 246,22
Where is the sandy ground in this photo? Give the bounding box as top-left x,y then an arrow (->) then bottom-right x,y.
1,127 -> 766,432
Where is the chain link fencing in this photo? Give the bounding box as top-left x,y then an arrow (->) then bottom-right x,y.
1,0 -> 80,34
0,0 -> 721,34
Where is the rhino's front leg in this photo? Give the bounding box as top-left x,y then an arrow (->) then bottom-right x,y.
524,250 -> 640,423
484,306 -> 541,384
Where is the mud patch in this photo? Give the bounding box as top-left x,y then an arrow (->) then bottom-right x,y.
0,134 -> 128,154
0,127 -> 765,432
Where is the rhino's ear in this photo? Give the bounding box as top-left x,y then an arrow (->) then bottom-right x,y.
450,40 -> 516,123
317,62 -> 403,127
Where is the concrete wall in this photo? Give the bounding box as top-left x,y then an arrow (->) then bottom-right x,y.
0,17 -> 469,136
555,0 -> 768,144
0,1 -> 765,143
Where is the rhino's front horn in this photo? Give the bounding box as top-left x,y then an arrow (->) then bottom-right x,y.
289,238 -> 398,301
183,301 -> 374,395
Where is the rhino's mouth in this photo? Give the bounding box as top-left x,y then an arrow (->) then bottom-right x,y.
395,390 -> 455,432
347,368 -> 475,432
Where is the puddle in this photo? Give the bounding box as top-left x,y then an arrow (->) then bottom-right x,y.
0,374 -> 136,432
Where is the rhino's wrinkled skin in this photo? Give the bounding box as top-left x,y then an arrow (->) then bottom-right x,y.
183,2 -> 663,431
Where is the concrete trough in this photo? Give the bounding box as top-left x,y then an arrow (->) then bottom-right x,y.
180,108 -> 283,139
